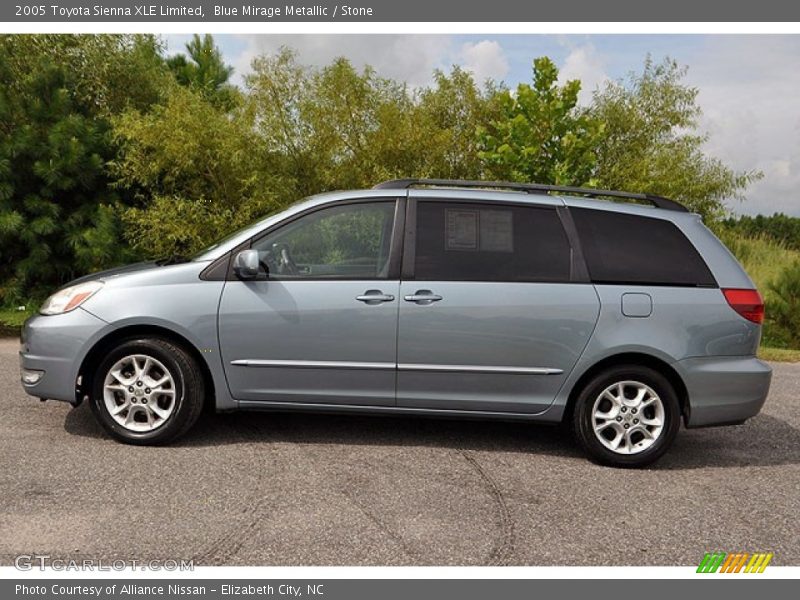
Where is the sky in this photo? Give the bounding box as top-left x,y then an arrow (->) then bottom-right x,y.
164,34 -> 800,216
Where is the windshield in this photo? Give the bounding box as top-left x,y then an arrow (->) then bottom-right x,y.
191,207 -> 284,261
191,192 -> 377,261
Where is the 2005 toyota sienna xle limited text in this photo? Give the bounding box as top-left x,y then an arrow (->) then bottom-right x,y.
19,179 -> 772,467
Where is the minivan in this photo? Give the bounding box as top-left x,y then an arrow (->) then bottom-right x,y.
20,179 -> 772,467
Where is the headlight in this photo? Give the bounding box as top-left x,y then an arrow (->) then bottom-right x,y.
39,281 -> 104,315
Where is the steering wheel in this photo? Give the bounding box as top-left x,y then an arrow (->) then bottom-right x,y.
269,242 -> 299,276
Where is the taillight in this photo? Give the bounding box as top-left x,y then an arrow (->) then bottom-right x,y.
722,288 -> 765,324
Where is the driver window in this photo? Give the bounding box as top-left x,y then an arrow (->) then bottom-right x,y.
251,201 -> 396,279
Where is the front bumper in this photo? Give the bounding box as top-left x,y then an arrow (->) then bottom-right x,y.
19,308 -> 108,403
676,356 -> 772,428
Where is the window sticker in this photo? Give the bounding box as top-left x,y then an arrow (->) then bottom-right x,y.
446,209 -> 479,250
479,209 -> 513,252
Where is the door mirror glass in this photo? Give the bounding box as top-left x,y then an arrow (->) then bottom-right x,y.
233,249 -> 262,280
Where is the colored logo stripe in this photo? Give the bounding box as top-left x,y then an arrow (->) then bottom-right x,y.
720,553 -> 737,573
745,553 -> 773,573
721,553 -> 748,573
697,552 -> 773,573
697,552 -> 726,573
732,553 -> 750,573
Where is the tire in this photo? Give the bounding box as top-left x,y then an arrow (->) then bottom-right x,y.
572,365 -> 681,468
90,337 -> 205,445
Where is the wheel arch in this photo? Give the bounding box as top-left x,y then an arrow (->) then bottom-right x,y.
563,352 -> 690,425
76,324 -> 216,413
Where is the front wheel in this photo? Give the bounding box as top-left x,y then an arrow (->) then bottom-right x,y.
572,365 -> 681,468
90,338 -> 205,445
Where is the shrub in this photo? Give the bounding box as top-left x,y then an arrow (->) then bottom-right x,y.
766,261 -> 800,348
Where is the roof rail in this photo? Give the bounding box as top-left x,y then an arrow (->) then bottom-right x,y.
373,178 -> 688,212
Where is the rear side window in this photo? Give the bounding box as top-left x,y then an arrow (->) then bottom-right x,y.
414,201 -> 571,282
571,208 -> 716,286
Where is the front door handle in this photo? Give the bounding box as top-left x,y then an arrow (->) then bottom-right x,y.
356,290 -> 395,305
404,290 -> 443,305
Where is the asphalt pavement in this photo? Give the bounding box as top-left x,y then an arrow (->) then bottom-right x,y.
1,338 -> 798,566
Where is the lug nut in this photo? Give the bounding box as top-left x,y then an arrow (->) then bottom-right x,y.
624,423 -> 630,429
634,419 -> 639,424
137,381 -> 143,387
616,416 -> 623,422
128,386 -> 134,392
131,398 -> 138,403
142,398 -> 148,404
621,407 -> 627,413
145,388 -> 151,394
632,408 -> 637,414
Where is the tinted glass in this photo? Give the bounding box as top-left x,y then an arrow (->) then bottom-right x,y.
252,201 -> 396,279
414,201 -> 571,282
571,208 -> 716,286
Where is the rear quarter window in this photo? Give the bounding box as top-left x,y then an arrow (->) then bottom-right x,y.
571,208 -> 716,287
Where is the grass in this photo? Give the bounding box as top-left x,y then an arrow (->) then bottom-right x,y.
715,228 -> 800,361
758,346 -> 800,362
0,307 -> 31,337
0,306 -> 32,329
716,228 -> 800,293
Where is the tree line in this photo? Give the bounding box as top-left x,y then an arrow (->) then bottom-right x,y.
0,34 -> 760,303
724,213 -> 800,251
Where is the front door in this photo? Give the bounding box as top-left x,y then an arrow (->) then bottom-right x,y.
219,199 -> 402,406
397,198 -> 600,414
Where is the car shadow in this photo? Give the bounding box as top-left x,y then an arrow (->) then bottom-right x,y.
63,404 -> 800,469
658,414 -> 800,470
63,403 -> 578,458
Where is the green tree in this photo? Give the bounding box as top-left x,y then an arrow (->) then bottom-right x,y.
245,48 -> 322,200
246,49 -> 499,201
112,85 -> 276,257
478,57 -> 604,185
0,34 -> 166,303
303,56 -> 414,190
723,213 -> 800,251
589,57 -> 760,219
1,35 -> 166,117
414,66 -> 500,179
167,34 -> 237,109
247,49 -> 420,197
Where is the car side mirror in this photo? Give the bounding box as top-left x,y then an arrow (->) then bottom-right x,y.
233,249 -> 263,280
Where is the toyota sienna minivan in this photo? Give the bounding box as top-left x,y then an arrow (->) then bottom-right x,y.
19,179 -> 772,467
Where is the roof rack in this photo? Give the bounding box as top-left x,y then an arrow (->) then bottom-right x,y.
373,178 -> 688,213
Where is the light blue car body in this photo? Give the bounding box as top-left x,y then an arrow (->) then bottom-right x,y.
19,188 -> 772,428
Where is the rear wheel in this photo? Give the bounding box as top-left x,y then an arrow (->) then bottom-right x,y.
90,338 -> 204,445
573,365 -> 680,468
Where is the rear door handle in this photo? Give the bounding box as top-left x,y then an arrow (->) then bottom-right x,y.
356,290 -> 395,305
404,290 -> 443,305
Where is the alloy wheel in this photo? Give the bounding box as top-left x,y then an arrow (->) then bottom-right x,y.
591,380 -> 665,455
102,354 -> 177,432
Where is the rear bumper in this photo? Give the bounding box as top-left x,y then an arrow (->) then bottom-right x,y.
675,356 -> 772,428
19,308 -> 107,403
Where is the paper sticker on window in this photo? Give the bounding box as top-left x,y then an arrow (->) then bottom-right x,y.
479,209 -> 513,252
446,209 -> 478,250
